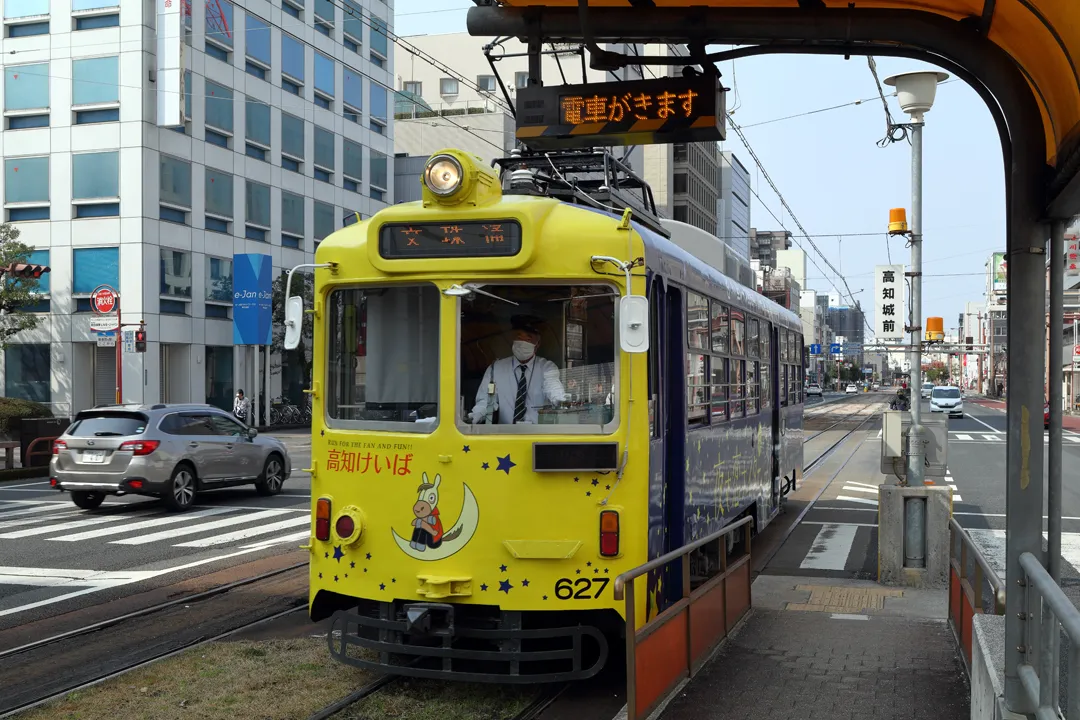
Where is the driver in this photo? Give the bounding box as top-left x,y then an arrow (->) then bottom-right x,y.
469,315 -> 568,424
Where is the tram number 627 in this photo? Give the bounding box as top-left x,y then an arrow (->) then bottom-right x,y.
554,577 -> 609,600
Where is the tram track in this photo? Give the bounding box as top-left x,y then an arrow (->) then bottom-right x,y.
803,394 -> 882,444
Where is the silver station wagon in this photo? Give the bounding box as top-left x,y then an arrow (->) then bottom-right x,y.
50,404 -> 292,512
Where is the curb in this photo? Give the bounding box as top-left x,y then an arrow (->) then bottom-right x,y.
0,468 -> 49,484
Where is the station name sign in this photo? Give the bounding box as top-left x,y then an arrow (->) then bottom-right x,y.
378,221 -> 522,259
515,75 -> 725,149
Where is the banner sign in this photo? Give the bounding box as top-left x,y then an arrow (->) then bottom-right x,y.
156,0 -> 185,126
992,252 -> 1007,293
874,264 -> 905,340
233,254 -> 272,345
1068,235 -> 1080,277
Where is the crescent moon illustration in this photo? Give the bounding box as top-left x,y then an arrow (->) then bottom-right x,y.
392,482 -> 480,561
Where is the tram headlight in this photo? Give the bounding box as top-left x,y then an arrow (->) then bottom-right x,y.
423,154 -> 463,196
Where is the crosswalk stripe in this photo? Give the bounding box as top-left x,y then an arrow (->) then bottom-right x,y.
0,505 -> 81,521
52,507 -> 238,542
836,495 -> 879,506
239,530 -> 311,550
842,485 -> 877,495
110,509 -> 291,545
0,515 -> 132,539
955,434 -> 974,440
0,512 -> 80,531
800,524 -> 857,570
845,481 -> 880,490
982,434 -> 1002,441
1068,437 -> 1080,444
174,516 -> 311,547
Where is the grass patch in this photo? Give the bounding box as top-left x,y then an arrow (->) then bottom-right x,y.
340,676 -> 538,720
21,637 -> 375,720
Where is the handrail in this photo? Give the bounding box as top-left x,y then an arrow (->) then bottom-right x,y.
950,516 -> 1007,611
25,436 -> 58,465
1017,551 -> 1080,718
613,515 -> 752,601
1020,552 -> 1080,642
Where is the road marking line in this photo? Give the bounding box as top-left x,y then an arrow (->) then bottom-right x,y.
982,434 -> 1003,441
0,481 -> 50,488
836,495 -> 879,506
830,613 -> 870,620
841,485 -> 878,496
955,433 -> 974,440
802,521 -> 878,528
1068,437 -> 1080,444
844,481 -> 880,490
51,507 -> 238,541
800,524 -> 858,570
969,414 -> 1003,433
0,512 -> 81,530
812,506 -> 879,512
239,530 -> 311,550
110,509 -> 291,544
0,515 -> 132,539
0,505 -> 82,521
173,516 -> 311,547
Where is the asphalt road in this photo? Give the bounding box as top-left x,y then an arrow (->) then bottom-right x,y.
0,431 -> 312,630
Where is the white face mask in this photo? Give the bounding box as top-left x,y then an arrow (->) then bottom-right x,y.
512,340 -> 536,362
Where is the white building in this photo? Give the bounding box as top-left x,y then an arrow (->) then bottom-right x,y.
0,0 -> 394,419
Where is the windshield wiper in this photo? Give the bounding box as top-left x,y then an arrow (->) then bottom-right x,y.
443,283 -> 519,306
93,431 -> 123,437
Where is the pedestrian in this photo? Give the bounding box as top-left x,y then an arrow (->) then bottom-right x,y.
997,382 -> 1004,398
234,389 -> 250,425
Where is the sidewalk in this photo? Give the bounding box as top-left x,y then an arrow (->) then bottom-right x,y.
657,577 -> 968,720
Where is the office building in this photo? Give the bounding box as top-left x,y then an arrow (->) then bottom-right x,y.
750,229 -> 792,269
0,0 -> 394,416
717,151 -> 750,260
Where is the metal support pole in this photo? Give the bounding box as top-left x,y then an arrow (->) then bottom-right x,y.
1046,220 -> 1065,709
905,120 -> 925,506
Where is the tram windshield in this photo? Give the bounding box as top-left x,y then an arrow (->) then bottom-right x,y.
458,284 -> 618,433
326,285 -> 440,431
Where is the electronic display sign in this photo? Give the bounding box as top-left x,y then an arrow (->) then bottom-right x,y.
378,221 -> 522,259
515,75 -> 725,149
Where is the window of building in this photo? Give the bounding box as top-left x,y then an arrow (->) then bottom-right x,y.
5,344 -> 49,403
476,75 -> 496,92
370,149 -> 387,201
313,0 -> 332,35
245,180 -> 270,241
72,151 -> 119,218
73,247 -> 119,296
403,81 -> 421,95
281,190 -> 304,248
369,84 -> 386,133
4,63 -> 48,129
245,14 -> 271,79
72,56 -> 119,124
673,144 -> 688,162
343,67 -> 362,123
314,201 -> 334,242
5,0 -> 48,25
672,205 -> 688,223
205,167 -> 233,233
21,248 -> 49,312
369,15 -> 387,66
438,77 -> 458,95
205,0 -> 233,61
281,113 -> 304,172
342,0 -> 361,51
4,156 -> 48,221
314,52 -> 334,108
183,70 -> 192,123
204,80 -> 233,147
343,138 -> 362,193
282,0 -> 302,18
245,98 -> 270,161
281,34 -> 304,95
206,255 -> 232,307
159,154 -> 191,225
673,173 -> 688,194
314,127 -> 334,183
514,72 -> 529,89
74,12 -> 119,29
160,249 -> 192,314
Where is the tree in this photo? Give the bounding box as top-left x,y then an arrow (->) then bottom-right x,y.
271,270 -> 314,404
0,223 -> 44,348
926,363 -> 950,384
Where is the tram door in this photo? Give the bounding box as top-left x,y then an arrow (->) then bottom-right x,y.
662,285 -> 686,606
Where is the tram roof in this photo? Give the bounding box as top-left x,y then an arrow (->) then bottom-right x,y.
479,0 -> 1080,217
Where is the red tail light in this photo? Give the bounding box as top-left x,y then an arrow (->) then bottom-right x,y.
335,515 -> 355,539
119,440 -> 160,456
49,477 -> 57,487
128,480 -> 143,490
599,510 -> 620,557
316,498 -> 331,541
53,440 -> 66,455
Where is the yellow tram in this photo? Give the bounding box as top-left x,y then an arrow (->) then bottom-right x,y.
290,148 -> 804,682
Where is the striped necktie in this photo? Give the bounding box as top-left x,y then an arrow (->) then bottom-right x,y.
513,364 -> 528,423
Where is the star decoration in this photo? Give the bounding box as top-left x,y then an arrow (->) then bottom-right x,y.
576,569 -> 581,575
574,477 -> 579,483
543,595 -> 548,600
586,561 -> 592,567
324,552 -> 329,559
333,545 -> 345,562
591,478 -> 599,486
334,575 -> 339,582
586,491 -> 592,497
318,572 -> 323,579
481,583 -> 489,591
344,574 -> 348,578
365,553 -> 372,560
379,583 -> 385,590
350,561 -> 355,569
604,568 -> 610,574
522,579 -> 530,587
391,578 -> 396,583
482,462 -> 490,470
496,454 -> 516,475
463,445 -> 471,453
605,485 -> 611,490
499,579 -> 513,594
594,568 -> 599,574
364,568 -> 368,573
499,564 -> 508,572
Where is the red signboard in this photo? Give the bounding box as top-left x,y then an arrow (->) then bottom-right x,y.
91,286 -> 118,314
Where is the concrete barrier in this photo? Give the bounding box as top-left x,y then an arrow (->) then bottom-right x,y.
971,613 -> 1027,720
878,485 -> 951,587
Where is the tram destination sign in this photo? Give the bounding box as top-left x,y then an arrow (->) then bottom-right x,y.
515,75 -> 725,149
378,221 -> 522,260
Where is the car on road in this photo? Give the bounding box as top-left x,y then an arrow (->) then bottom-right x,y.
845,383 -> 858,394
921,382 -> 935,399
929,386 -> 964,418
806,383 -> 823,397
50,404 -> 292,512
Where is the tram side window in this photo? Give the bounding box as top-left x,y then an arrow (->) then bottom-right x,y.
730,359 -> 745,418
730,311 -> 745,356
711,301 -> 728,354
326,285 -> 440,430
780,365 -> 789,407
458,284 -> 617,431
761,322 -> 771,363
761,363 -> 771,408
711,356 -> 728,421
687,352 -> 708,424
687,292 -> 709,350
747,361 -> 759,415
779,327 -> 788,363
747,319 -> 760,360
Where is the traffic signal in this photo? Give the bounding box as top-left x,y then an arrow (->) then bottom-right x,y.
1,263 -> 50,278
134,328 -> 147,353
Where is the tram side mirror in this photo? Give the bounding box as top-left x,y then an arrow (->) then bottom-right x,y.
284,296 -> 303,351
619,295 -> 649,353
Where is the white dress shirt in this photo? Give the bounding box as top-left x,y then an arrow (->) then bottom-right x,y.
469,355 -> 568,424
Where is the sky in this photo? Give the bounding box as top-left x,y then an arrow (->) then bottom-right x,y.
393,1 -> 1006,339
